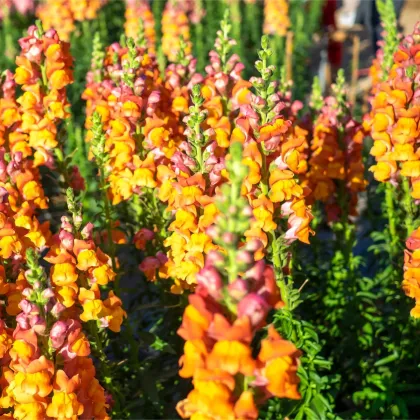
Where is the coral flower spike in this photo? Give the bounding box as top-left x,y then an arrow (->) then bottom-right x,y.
176,142 -> 301,419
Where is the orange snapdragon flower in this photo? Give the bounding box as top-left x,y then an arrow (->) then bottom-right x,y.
177,250 -> 301,419
15,25 -> 73,169
124,0 -> 156,53
304,95 -> 367,222
403,227 -> 420,317
161,0 -> 192,62
45,220 -> 125,332
37,0 -> 102,42
367,23 -> 420,197
263,0 -> 290,37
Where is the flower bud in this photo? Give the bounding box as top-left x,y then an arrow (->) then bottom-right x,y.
51,302 -> 66,318
148,90 -> 160,104
22,288 -> 33,298
196,267 -> 223,300
244,260 -> 265,283
59,229 -> 74,250
242,205 -> 253,217
81,222 -> 94,240
61,216 -> 73,232
227,278 -> 248,301
237,250 -> 254,266
16,312 -> 29,329
205,250 -> 224,267
42,288 -> 55,300
238,293 -> 269,328
222,232 -> 236,245
31,316 -> 46,334
245,239 -> 263,253
50,321 -> 68,349
206,225 -> 219,240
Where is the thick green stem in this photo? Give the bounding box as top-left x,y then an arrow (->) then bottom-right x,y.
245,2 -> 260,47
385,182 -> 398,254
40,64 -> 48,90
99,167 -> 118,293
273,35 -> 285,76
194,0 -> 205,71
228,0 -> 243,59
402,177 -> 415,237
3,10 -> 15,65
55,148 -> 72,188
82,20 -> 93,53
269,230 -> 289,309
258,146 -> 269,195
89,322 -> 121,413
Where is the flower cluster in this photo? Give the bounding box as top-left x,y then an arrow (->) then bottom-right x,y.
304,74 -> 366,222
141,17 -> 245,292
47,189 -> 125,331
0,249 -> 109,419
403,227 -> 420,317
0,0 -> 34,20
368,0 -> 400,93
263,0 -> 290,37
14,24 -> 73,169
36,0 -> 102,41
0,37 -> 53,336
0,24 -> 123,419
161,0 -> 192,62
0,187 -> 123,419
176,142 -> 301,419
368,23 -> 420,198
134,30 -> 312,292
0,70 -> 48,215
83,37 -> 169,206
124,0 -> 156,53
236,37 -> 313,246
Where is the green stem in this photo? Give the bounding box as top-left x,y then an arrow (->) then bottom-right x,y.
82,20 -> 93,52
54,145 -> 73,189
99,9 -> 108,43
245,1 -> 260,47
258,146 -> 269,195
269,230 -> 289,309
402,177 -> 415,237
152,0 -> 164,46
385,182 -> 398,253
228,0 -> 242,60
227,248 -> 238,284
40,64 -> 48,90
77,273 -> 120,411
273,35 -> 285,76
194,0 -> 205,71
89,322 -> 121,413
3,9 -> 15,66
99,166 -> 118,291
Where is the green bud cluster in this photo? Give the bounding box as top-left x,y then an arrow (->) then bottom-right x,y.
91,32 -> 106,83
212,142 -> 251,284
252,36 -> 278,124
91,112 -> 110,171
25,248 -> 50,305
122,37 -> 140,89
332,69 -> 348,119
175,36 -> 190,67
185,84 -> 210,173
376,0 -> 399,79
309,76 -> 324,112
215,10 -> 235,73
66,187 -> 83,231
136,18 -> 147,49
